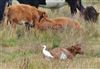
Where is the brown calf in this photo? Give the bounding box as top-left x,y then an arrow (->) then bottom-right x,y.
50,44 -> 84,60
35,17 -> 82,31
6,4 -> 47,35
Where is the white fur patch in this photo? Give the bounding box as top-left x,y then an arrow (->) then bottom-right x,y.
60,52 -> 67,60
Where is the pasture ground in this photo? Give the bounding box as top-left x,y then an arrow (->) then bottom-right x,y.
0,1 -> 100,69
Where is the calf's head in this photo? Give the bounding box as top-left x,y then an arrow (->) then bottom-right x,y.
67,44 -> 84,55
38,10 -> 48,22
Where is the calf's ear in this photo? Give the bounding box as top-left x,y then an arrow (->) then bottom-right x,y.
38,10 -> 47,17
42,12 -> 48,18
71,46 -> 75,50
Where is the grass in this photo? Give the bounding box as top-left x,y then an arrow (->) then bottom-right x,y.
0,1 -> 100,69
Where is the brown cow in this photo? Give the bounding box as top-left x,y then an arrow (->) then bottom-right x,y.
50,44 -> 84,60
5,4 -> 47,36
35,17 -> 82,31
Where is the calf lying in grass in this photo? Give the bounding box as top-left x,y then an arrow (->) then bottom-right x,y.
35,17 -> 82,31
50,44 -> 84,60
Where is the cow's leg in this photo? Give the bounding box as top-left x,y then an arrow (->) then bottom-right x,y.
25,22 -> 31,30
67,0 -> 77,16
76,0 -> 85,16
25,22 -> 34,30
0,4 -> 6,23
70,5 -> 77,16
11,23 -> 16,37
0,7 -> 4,23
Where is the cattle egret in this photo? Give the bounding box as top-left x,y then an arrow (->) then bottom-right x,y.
60,52 -> 67,60
42,45 -> 54,59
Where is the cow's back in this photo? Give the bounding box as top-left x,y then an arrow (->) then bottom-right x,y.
17,0 -> 40,8
8,4 -> 39,23
53,17 -> 81,30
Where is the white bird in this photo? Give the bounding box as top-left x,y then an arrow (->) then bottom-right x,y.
42,45 -> 54,59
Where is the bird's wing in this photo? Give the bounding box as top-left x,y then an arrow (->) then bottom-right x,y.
45,50 -> 54,58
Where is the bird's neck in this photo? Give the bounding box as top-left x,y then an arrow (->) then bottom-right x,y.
43,47 -> 46,51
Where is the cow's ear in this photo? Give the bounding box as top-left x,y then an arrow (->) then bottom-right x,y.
42,12 -> 48,18
71,46 -> 75,50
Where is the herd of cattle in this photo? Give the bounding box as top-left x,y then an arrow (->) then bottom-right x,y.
4,4 -> 82,34
0,0 -> 85,21
0,0 -> 100,34
0,0 -> 99,60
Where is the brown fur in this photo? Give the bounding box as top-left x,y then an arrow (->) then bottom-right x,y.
35,17 -> 82,31
6,4 -> 47,35
50,44 -> 84,60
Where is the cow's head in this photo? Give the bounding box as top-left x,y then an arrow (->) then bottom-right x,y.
83,6 -> 99,22
67,44 -> 84,55
38,10 -> 48,22
72,44 -> 84,54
